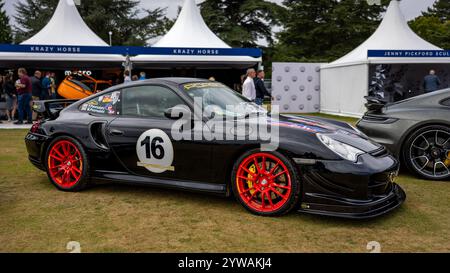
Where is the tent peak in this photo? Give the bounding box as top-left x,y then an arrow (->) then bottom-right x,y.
327,0 -> 442,67
21,0 -> 108,46
153,0 -> 230,48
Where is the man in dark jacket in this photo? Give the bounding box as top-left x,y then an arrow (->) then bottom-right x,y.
423,70 -> 441,93
31,71 -> 43,100
254,70 -> 271,106
31,71 -> 43,121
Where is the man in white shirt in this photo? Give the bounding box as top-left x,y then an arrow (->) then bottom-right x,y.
124,70 -> 131,84
242,68 -> 256,101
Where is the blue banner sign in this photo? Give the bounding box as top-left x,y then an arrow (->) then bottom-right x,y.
0,44 -> 262,57
368,50 -> 450,58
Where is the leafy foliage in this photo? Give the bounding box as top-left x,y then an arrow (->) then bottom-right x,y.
409,0 -> 450,49
0,0 -> 12,43
199,0 -> 284,47
274,0 -> 389,62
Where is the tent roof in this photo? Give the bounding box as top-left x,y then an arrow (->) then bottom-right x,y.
21,0 -> 108,46
131,55 -> 261,68
152,0 -> 230,48
323,0 -> 442,68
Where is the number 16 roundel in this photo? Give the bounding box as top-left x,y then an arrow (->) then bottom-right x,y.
136,129 -> 174,173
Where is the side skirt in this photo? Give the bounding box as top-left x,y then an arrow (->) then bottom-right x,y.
92,170 -> 227,195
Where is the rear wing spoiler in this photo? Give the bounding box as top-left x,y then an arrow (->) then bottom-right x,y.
364,96 -> 388,114
32,99 -> 78,119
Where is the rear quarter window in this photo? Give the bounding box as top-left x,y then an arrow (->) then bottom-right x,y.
80,91 -> 121,115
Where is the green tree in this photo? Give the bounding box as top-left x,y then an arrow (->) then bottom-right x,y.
0,0 -> 12,43
14,0 -> 171,46
409,0 -> 450,49
275,0 -> 389,62
200,0 -> 284,47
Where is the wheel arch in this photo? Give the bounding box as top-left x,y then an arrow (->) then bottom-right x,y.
224,145 -> 298,197
399,120 -> 450,162
40,132 -> 87,168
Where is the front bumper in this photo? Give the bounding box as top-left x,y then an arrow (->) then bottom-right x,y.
298,183 -> 405,219
297,153 -> 406,219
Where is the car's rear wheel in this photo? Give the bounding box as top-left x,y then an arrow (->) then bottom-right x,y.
403,125 -> 450,181
46,136 -> 90,191
231,150 -> 301,216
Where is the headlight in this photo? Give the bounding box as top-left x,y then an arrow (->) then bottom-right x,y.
317,134 -> 364,162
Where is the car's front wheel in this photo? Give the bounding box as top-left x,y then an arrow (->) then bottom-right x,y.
231,150 -> 301,216
45,136 -> 90,191
403,125 -> 450,181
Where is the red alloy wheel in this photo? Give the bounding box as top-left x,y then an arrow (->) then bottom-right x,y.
236,153 -> 292,213
47,140 -> 83,189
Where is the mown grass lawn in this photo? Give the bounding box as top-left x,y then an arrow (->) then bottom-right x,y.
1,118 -> 449,253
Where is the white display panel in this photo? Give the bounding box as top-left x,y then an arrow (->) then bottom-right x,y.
271,62 -> 324,113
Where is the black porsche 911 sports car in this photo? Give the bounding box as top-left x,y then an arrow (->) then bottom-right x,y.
26,78 -> 405,218
357,89 -> 450,181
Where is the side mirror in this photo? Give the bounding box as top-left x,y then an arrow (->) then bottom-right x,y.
164,106 -> 191,120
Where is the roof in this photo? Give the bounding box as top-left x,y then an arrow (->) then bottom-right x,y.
107,77 -> 211,91
323,0 -> 442,68
21,0 -> 108,46
132,0 -> 260,66
152,0 -> 230,48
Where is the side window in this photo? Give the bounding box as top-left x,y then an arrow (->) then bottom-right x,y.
122,85 -> 186,118
80,91 -> 121,115
441,98 -> 450,107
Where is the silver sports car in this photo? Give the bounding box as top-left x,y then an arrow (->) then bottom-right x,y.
357,89 -> 450,181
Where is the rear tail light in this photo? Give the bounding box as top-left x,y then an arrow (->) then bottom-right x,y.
30,120 -> 42,133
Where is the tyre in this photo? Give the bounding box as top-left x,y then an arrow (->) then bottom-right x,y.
402,125 -> 450,180
231,149 -> 301,216
45,136 -> 90,191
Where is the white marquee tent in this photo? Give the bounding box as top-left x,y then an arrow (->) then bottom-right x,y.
320,0 -> 449,117
0,0 -> 124,65
131,0 -> 262,67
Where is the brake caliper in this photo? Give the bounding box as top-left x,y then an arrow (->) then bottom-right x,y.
445,151 -> 450,167
247,165 -> 257,195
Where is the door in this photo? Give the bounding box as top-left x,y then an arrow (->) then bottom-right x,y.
106,84 -> 212,183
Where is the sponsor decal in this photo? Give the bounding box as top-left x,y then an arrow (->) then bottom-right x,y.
183,82 -> 224,90
85,105 -> 106,114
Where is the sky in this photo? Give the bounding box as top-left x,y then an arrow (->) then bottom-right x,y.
3,0 -> 437,24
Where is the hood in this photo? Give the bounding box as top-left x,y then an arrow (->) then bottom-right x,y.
273,115 -> 381,153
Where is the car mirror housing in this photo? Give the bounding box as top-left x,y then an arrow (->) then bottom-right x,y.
164,106 -> 192,120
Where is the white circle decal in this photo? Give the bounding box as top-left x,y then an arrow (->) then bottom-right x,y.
136,129 -> 174,173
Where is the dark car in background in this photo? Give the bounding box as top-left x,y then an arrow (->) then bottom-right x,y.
357,89 -> 450,181
25,78 -> 405,218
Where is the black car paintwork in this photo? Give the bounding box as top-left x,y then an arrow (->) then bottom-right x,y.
25,78 -> 405,219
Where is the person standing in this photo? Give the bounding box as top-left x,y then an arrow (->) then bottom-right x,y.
242,68 -> 256,102
139,72 -> 147,81
50,72 -> 57,99
41,72 -> 52,100
3,74 -> 17,122
15,68 -> 32,125
254,70 -> 271,106
423,70 -> 441,93
124,70 -> 132,83
31,71 -> 43,121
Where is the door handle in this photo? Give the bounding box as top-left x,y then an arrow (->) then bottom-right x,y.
109,129 -> 124,136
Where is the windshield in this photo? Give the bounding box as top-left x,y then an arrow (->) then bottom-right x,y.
181,82 -> 267,118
